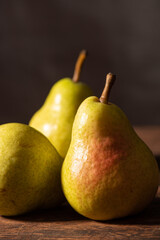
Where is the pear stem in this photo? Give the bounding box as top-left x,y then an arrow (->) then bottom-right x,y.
72,50 -> 87,83
99,73 -> 116,104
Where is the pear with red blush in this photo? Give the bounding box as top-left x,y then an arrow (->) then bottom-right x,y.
61,73 -> 159,221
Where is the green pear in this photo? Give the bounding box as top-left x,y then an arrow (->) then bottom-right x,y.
0,123 -> 64,216
61,73 -> 159,221
29,50 -> 93,158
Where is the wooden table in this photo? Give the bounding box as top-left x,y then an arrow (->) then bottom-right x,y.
0,126 -> 160,240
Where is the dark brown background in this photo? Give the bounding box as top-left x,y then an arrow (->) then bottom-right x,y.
0,0 -> 160,125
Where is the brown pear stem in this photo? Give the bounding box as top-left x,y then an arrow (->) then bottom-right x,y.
99,73 -> 116,104
72,50 -> 87,83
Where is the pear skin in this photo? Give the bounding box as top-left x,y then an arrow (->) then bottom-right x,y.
29,50 -> 93,158
61,73 -> 159,221
0,123 -> 64,216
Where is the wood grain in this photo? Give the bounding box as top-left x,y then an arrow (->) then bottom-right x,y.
0,187 -> 160,240
0,126 -> 160,240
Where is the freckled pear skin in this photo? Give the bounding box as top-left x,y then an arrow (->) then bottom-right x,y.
29,50 -> 93,158
61,74 -> 159,221
0,123 -> 64,216
29,79 -> 93,158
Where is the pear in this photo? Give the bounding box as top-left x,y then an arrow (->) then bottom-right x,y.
29,50 -> 93,158
61,73 -> 159,221
0,123 -> 64,216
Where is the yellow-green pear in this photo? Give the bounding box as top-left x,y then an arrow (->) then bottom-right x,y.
29,50 -> 93,158
61,73 -> 159,221
0,123 -> 64,216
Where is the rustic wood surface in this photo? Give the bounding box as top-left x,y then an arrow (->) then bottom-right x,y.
135,126 -> 160,156
0,126 -> 160,240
